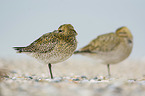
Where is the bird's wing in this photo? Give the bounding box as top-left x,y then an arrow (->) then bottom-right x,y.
79,33 -> 121,53
24,32 -> 58,53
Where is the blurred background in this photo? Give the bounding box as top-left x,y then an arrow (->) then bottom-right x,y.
0,0 -> 145,59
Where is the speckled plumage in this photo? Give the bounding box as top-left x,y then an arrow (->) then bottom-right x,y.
13,24 -> 78,79
74,26 -> 133,77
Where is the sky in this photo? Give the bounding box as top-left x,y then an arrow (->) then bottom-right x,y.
0,0 -> 145,59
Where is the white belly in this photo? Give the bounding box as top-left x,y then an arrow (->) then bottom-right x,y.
25,44 -> 76,64
81,42 -> 133,64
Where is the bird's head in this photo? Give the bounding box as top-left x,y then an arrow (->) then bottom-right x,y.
57,24 -> 78,37
116,26 -> 133,39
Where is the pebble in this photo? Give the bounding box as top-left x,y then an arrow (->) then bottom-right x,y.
3,74 -> 145,85
90,79 -> 98,83
52,77 -> 62,82
12,77 -> 16,80
81,76 -> 87,79
35,79 -> 39,82
81,79 -> 89,83
28,76 -> 33,79
63,76 -> 71,80
25,76 -> 33,79
93,77 -> 98,80
72,78 -> 80,81
128,79 -> 136,83
99,76 -> 105,80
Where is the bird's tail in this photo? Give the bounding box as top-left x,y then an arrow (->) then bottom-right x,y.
74,50 -> 85,54
74,50 -> 80,54
13,47 -> 26,53
74,50 -> 93,54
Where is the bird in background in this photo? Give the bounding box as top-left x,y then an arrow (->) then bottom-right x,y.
13,24 -> 78,79
74,26 -> 133,77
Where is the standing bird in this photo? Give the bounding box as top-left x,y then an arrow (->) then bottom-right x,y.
74,27 -> 133,77
13,24 -> 78,79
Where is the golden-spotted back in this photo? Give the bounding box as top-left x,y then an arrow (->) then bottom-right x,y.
13,24 -> 78,79
77,33 -> 120,53
14,24 -> 77,64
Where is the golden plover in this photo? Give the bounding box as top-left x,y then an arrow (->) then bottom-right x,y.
13,24 -> 78,79
74,26 -> 133,77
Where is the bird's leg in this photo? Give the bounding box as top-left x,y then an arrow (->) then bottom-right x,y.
48,63 -> 53,79
107,64 -> 111,77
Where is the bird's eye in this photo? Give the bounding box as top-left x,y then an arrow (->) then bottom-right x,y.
119,32 -> 126,34
58,30 -> 63,32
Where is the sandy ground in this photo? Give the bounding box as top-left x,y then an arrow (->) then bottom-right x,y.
0,56 -> 145,96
